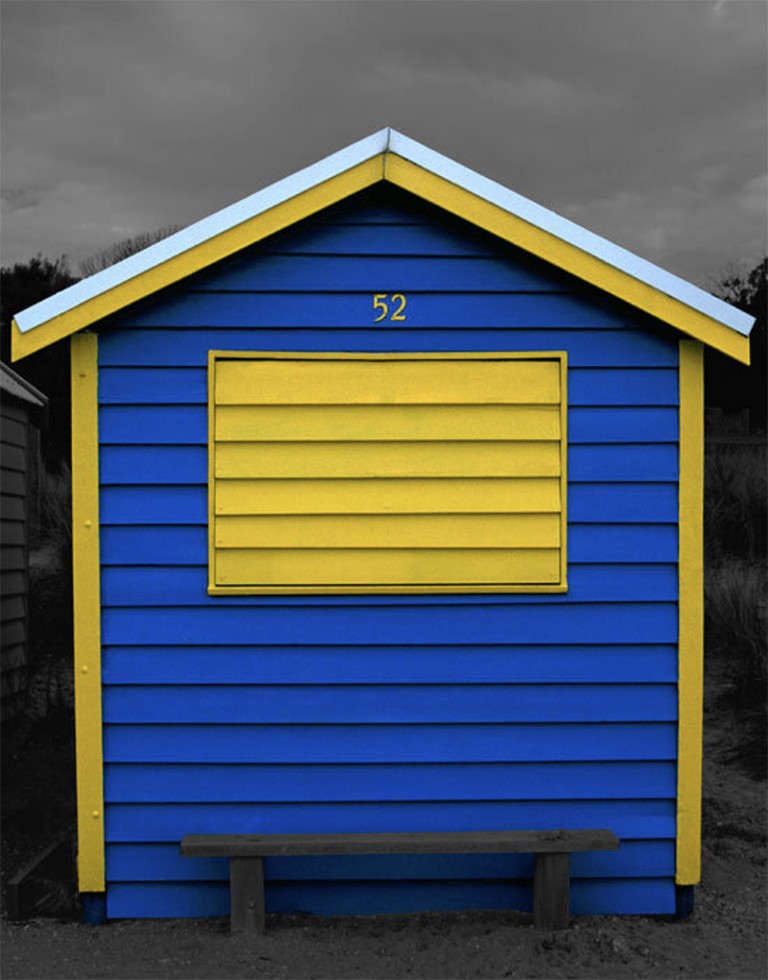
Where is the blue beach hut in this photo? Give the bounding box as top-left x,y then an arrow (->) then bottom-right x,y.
11,129 -> 755,924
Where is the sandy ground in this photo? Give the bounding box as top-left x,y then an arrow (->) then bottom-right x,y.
1,712 -> 766,980
0,825 -> 765,980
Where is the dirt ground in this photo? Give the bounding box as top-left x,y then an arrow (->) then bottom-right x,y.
1,704 -> 766,980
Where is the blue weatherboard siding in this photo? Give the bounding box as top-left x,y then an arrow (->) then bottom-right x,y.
103,723 -> 678,762
102,684 -> 677,724
102,644 -> 678,683
99,564 -> 679,604
95,293 -> 665,332
104,761 -> 677,802
97,185 -> 679,918
98,444 -> 679,483
98,366 -> 678,405
106,878 -> 674,919
106,840 -> 675,881
102,401 -> 668,447
106,799 -> 676,841
100,406 -> 679,443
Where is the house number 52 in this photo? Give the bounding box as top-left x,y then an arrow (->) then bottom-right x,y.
373,293 -> 407,322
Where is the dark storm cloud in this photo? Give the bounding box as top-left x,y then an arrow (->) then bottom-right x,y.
1,0 -> 765,286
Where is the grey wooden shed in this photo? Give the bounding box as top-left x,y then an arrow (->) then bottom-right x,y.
1,362 -> 48,723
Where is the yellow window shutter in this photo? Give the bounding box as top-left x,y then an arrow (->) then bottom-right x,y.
208,352 -> 567,594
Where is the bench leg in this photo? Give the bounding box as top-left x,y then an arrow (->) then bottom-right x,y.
229,857 -> 265,934
533,852 -> 569,930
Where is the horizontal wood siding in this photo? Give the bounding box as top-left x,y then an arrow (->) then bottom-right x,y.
103,722 -> 677,762
108,840 -> 674,879
0,407 -> 28,722
107,798 -> 676,839
210,354 -> 567,591
98,186 -> 678,917
98,367 -> 678,405
107,878 -> 673,919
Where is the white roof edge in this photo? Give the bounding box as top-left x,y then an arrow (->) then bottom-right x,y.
0,361 -> 48,406
388,131 -> 754,336
15,126 -> 754,338
14,128 -> 391,333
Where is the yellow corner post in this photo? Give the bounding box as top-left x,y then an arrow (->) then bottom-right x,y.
71,332 -> 105,892
676,339 -> 704,884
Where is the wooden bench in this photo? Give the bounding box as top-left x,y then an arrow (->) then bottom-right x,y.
180,829 -> 619,933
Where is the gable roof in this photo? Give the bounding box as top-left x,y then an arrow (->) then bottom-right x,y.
12,127 -> 754,363
1,361 -> 48,426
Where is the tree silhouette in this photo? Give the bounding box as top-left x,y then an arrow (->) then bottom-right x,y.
2,228 -> 182,466
79,225 -> 179,277
706,256 -> 767,431
0,255 -> 79,467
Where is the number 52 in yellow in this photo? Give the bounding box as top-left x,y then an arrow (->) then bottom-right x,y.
373,293 -> 407,322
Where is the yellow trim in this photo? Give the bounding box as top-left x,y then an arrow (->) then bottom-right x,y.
216,404 -> 562,442
70,333 -> 105,892
216,441 -> 562,480
210,584 -> 570,596
216,358 -> 562,406
208,349 -> 215,593
12,153 -> 749,365
210,351 -> 560,362
11,156 -> 385,361
215,477 -> 562,515
559,354 -> 568,592
676,339 -> 704,885
385,156 -> 751,366
208,351 -> 568,595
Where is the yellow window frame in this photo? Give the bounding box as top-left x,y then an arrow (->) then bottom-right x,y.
208,351 -> 568,595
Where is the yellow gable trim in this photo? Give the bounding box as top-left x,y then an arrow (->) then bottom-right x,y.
11,156 -> 385,361
12,151 -> 749,364
385,156 -> 750,365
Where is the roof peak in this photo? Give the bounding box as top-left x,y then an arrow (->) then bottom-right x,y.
12,128 -> 754,362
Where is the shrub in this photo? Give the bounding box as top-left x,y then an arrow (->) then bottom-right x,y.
27,464 -> 74,717
706,561 -> 767,697
703,440 -> 767,777
705,444 -> 767,562
705,560 -> 767,777
33,462 -> 72,556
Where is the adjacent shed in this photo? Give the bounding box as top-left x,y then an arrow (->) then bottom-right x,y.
1,363 -> 48,723
12,129 -> 755,923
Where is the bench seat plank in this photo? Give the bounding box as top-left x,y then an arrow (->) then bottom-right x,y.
181,829 -> 619,857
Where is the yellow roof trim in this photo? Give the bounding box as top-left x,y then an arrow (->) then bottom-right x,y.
386,155 -> 751,365
11,139 -> 751,364
12,155 -> 384,360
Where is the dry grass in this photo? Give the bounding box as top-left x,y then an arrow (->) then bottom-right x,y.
32,463 -> 72,557
704,442 -> 767,777
705,561 -> 767,699
705,443 -> 767,562
26,464 -> 74,717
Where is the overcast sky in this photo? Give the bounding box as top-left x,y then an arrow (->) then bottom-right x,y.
1,0 -> 766,289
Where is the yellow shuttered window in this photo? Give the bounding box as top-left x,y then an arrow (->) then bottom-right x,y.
208,352 -> 568,594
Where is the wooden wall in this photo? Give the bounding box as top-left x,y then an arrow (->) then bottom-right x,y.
95,185 -> 680,918
1,400 -> 31,722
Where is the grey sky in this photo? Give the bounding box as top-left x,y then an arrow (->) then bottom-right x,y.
1,0 -> 766,288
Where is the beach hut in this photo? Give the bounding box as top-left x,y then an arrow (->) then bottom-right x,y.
1,363 -> 48,725
11,129 -> 754,926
